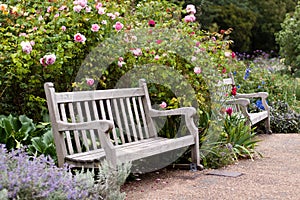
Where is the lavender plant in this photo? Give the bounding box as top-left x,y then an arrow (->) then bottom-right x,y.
0,144 -> 131,200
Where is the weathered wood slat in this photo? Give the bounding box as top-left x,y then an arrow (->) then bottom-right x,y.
120,98 -> 132,142
55,88 -> 145,103
113,98 -> 126,144
68,102 -> 82,153
126,97 -> 138,141
138,96 -> 149,139
106,99 -> 119,145
76,102 -> 90,151
84,101 -> 97,150
59,103 -> 74,155
132,97 -> 144,140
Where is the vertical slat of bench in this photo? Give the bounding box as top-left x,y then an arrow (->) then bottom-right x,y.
132,97 -> 144,140
138,96 -> 149,138
91,100 -> 103,148
59,103 -> 74,155
68,102 -> 82,153
84,101 -> 97,150
139,79 -> 157,137
76,102 -> 90,151
106,99 -> 119,145
113,98 -> 126,144
120,98 -> 132,142
126,97 -> 138,141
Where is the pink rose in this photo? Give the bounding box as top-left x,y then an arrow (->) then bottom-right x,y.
40,58 -> 47,67
76,0 -> 87,7
186,4 -> 196,14
45,54 -> 56,65
58,5 -> 67,11
107,13 -> 116,20
113,21 -> 124,32
160,102 -> 167,109
61,26 -> 66,31
118,61 -> 125,67
91,24 -> 100,32
131,48 -> 142,56
148,19 -> 155,27
54,13 -> 59,18
20,41 -> 32,54
101,20 -> 107,25
30,41 -> 35,46
98,7 -> 105,15
47,6 -> 52,13
85,6 -> 91,12
184,14 -> 196,23
33,27 -> 38,31
74,33 -> 86,43
154,55 -> 160,60
194,67 -> 201,74
86,78 -> 94,86
118,57 -> 124,62
231,52 -> 236,59
224,51 -> 231,57
95,2 -> 103,10
73,5 -> 82,13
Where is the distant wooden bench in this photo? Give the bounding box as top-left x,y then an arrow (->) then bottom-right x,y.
44,79 -> 202,170
220,73 -> 271,134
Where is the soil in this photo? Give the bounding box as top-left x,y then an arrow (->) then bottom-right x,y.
121,134 -> 300,200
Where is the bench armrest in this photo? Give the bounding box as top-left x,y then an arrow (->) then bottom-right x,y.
57,120 -> 115,149
235,92 -> 270,111
224,98 -> 250,119
149,107 -> 198,137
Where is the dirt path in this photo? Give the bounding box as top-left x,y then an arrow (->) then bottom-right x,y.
122,134 -> 300,200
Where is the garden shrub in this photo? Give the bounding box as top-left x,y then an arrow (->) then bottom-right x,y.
0,144 -> 131,200
276,1 -> 300,74
200,110 -> 261,169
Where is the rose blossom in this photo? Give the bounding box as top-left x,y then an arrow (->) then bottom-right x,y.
45,54 -> 56,65
98,7 -> 105,15
113,21 -> 124,32
194,67 -> 201,74
224,51 -> 231,57
154,55 -> 160,60
91,24 -> 100,32
61,26 -> 66,31
20,41 -> 32,54
95,2 -> 103,10
184,14 -> 196,23
107,13 -> 116,20
85,6 -> 91,12
131,48 -> 142,56
118,61 -> 125,67
160,102 -> 167,109
76,0 -> 88,7
86,78 -> 94,86
148,19 -> 155,27
73,5 -> 83,12
101,20 -> 107,25
74,33 -> 86,43
186,4 -> 196,14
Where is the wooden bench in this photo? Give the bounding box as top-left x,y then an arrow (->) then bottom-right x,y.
220,73 -> 271,134
44,79 -> 202,170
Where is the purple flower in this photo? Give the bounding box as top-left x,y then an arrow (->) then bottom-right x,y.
45,54 -> 56,65
20,41 -> 32,54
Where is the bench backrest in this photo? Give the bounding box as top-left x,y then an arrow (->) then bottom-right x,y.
44,79 -> 157,160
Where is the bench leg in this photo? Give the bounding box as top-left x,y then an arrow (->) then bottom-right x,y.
191,145 -> 203,170
265,117 -> 272,134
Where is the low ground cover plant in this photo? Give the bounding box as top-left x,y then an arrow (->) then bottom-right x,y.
0,144 -> 131,200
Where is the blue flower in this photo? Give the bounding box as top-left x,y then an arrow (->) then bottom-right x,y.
233,71 -> 237,75
258,85 -> 262,89
243,68 -> 251,80
261,81 -> 265,85
256,100 -> 267,110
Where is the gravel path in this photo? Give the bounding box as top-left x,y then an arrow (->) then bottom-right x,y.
122,134 -> 300,200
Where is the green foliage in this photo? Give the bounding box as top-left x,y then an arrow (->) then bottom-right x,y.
0,114 -> 35,149
200,112 -> 261,169
269,101 -> 300,133
276,1 -> 300,74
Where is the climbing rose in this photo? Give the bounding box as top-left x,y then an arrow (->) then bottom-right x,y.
20,41 -> 32,54
160,102 -> 167,109
45,54 -> 56,65
74,33 -> 86,43
98,7 -> 105,15
184,14 -> 196,23
148,19 -> 155,27
194,67 -> 201,74
186,4 -> 196,14
113,22 -> 123,31
231,85 -> 237,96
86,78 -> 94,86
91,24 -> 100,32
